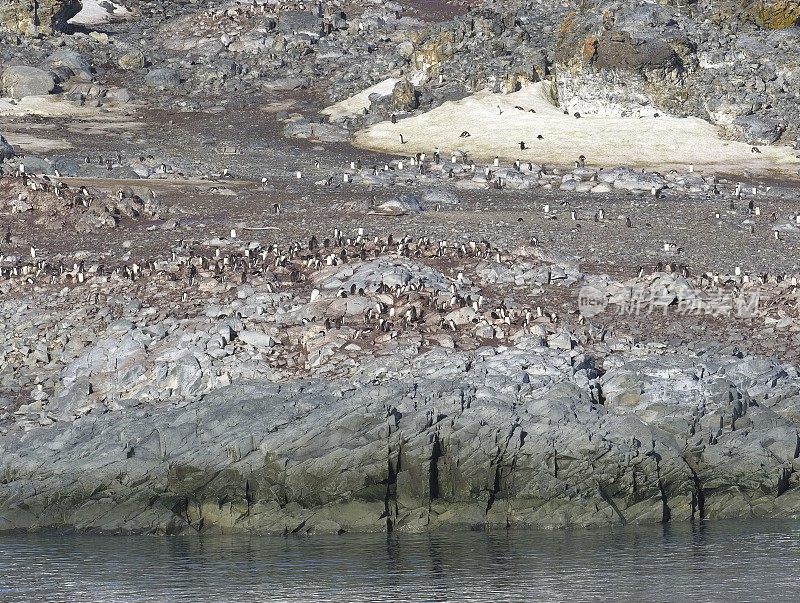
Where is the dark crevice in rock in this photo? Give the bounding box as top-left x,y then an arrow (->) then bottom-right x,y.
594,383 -> 606,406
686,464 -> 706,520
485,459 -> 502,517
650,448 -> 671,523
598,484 -> 627,525
245,479 -> 253,512
171,496 -> 194,529
485,425 -> 517,519
290,518 -> 308,534
777,467 -> 791,496
429,432 -> 441,501
384,408 -> 401,533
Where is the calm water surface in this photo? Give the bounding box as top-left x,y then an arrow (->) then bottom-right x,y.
1,520 -> 798,602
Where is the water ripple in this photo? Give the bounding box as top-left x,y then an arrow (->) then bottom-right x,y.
0,520 -> 799,602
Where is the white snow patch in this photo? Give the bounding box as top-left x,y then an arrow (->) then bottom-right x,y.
0,96 -> 104,118
354,81 -> 800,177
321,72 -> 429,122
0,96 -> 134,121
321,78 -> 399,122
3,133 -> 73,153
69,0 -> 132,26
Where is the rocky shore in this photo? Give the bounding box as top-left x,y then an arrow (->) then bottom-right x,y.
1,185 -> 799,533
1,0 -> 799,534
3,339 -> 800,535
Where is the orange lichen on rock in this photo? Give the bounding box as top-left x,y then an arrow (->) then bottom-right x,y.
752,0 -> 800,28
582,36 -> 599,63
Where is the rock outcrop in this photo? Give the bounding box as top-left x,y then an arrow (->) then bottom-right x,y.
744,0 -> 800,28
1,0 -> 800,538
552,0 -> 800,142
0,0 -> 82,36
0,341 -> 798,535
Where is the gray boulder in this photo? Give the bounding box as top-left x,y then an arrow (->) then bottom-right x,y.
118,50 -> 146,71
51,157 -> 80,176
14,156 -> 53,174
144,68 -> 181,91
732,116 -> 785,145
238,330 -> 275,350
420,189 -> 461,206
1,66 -> 56,99
276,12 -> 323,36
264,77 -> 310,92
376,193 -> 424,214
598,167 -> 666,193
0,135 -> 13,161
42,50 -> 93,83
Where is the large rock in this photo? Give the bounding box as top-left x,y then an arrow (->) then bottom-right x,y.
144,68 -> 181,91
1,66 -> 56,100
554,4 -> 689,117
732,115 -> 785,144
0,135 -> 13,161
390,79 -> 418,111
42,50 -> 92,83
744,0 -> 800,28
0,342 -> 798,535
375,193 -> 424,214
0,0 -> 82,35
118,50 -> 145,71
550,0 -> 800,141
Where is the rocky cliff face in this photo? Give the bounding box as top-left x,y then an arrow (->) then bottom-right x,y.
1,340 -> 798,535
552,0 -> 800,143
378,0 -> 799,145
0,0 -> 81,36
743,0 -> 800,29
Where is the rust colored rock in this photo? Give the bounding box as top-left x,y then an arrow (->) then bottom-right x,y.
0,0 -> 82,36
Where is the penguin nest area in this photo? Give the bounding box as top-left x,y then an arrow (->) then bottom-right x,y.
348,81 -> 800,177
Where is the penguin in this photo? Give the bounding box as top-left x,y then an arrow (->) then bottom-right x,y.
519,141 -> 527,150
399,134 -> 406,144
460,131 -> 471,138
751,146 -> 761,154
